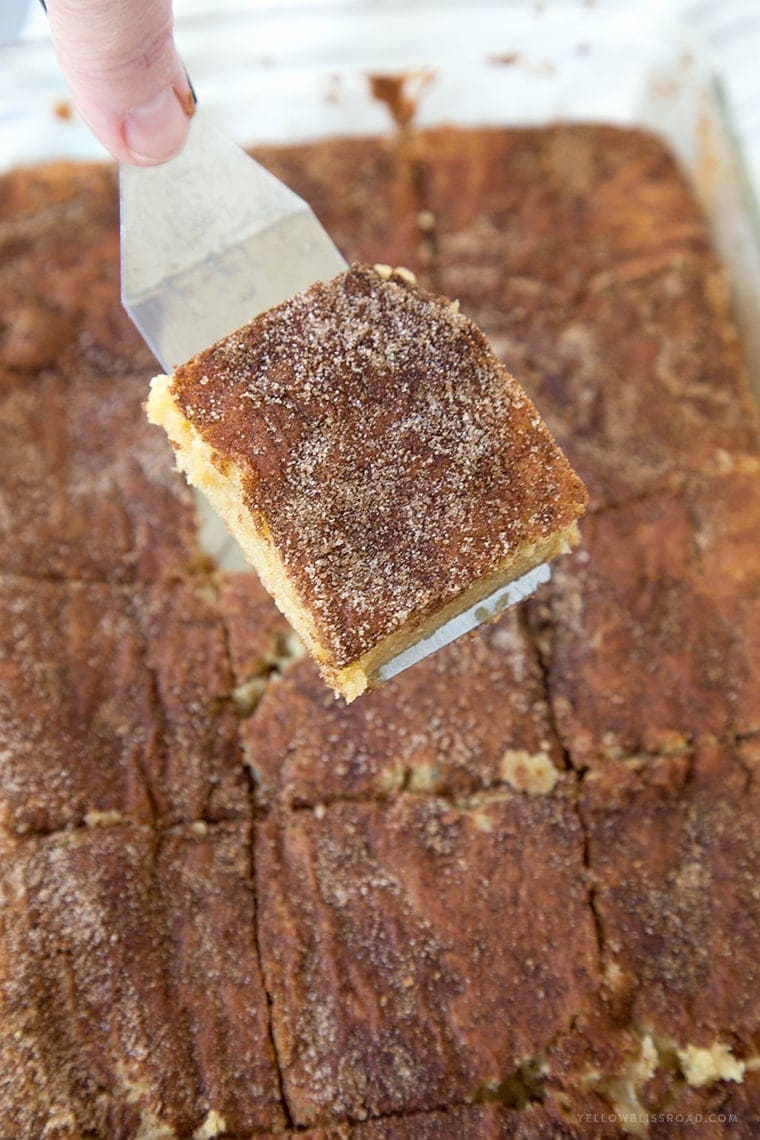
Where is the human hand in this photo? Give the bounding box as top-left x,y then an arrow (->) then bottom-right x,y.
45,0 -> 195,165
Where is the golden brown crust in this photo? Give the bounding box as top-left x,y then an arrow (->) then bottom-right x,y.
243,612 -> 562,807
0,574 -> 248,833
305,1102 -> 621,1138
169,263 -> 587,668
218,571 -> 296,686
420,127 -> 759,509
538,745 -> 760,1132
420,125 -> 712,297
0,576 -> 155,834
512,255 -> 759,509
156,822 -> 287,1133
0,822 -> 285,1136
537,469 -> 760,765
0,161 -> 197,584
254,790 -> 598,1126
579,744 -> 760,1048
136,579 -> 250,824
0,161 -> 147,374
0,367 -> 198,583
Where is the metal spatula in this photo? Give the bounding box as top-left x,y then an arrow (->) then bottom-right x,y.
121,108 -> 347,570
120,109 -> 550,676
121,110 -> 347,374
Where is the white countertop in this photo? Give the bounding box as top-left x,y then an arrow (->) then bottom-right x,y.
2,0 -> 759,193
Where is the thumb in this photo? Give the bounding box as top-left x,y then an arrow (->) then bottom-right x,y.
46,0 -> 195,165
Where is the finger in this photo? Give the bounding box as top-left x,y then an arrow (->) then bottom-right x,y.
45,0 -> 195,165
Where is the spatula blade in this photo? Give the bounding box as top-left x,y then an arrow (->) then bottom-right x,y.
374,563 -> 552,684
120,109 -> 347,373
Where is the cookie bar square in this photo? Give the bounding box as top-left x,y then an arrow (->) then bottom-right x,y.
148,264 -> 586,700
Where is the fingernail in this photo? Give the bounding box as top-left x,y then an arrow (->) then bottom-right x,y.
182,67 -> 198,112
123,87 -> 191,164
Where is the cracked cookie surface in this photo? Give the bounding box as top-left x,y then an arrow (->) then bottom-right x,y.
0,123 -> 758,1137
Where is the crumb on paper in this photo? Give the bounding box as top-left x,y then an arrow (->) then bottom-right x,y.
367,71 -> 434,130
53,98 -> 73,122
488,52 -> 521,66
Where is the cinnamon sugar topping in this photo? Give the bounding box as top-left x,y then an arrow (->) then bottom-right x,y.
170,264 -> 587,666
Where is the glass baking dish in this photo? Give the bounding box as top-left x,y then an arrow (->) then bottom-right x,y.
1,0 -> 759,393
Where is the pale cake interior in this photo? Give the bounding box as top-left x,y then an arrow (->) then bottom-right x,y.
148,374 -> 579,702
